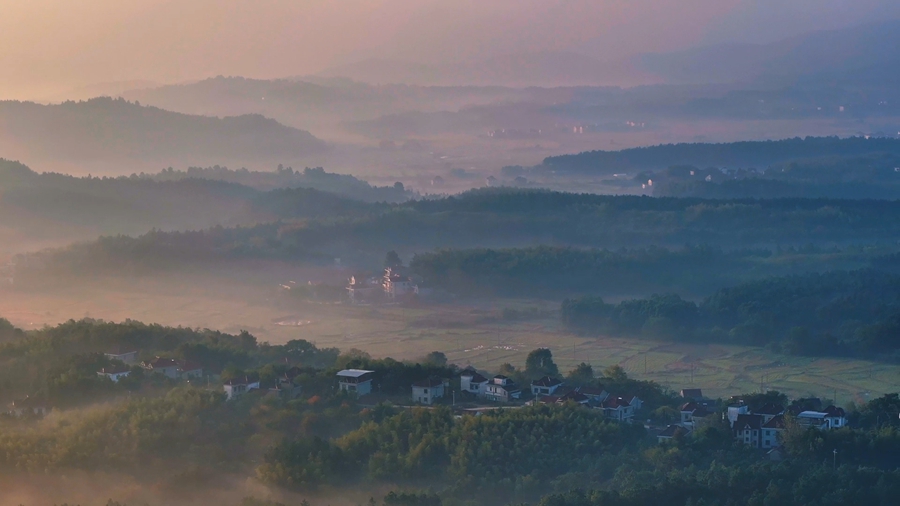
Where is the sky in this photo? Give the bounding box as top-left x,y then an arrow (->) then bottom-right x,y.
1,0 -> 898,99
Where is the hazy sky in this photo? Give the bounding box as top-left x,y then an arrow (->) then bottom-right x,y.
1,0 -> 898,98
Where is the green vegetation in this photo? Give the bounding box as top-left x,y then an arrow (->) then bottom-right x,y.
540,136 -> 900,174
562,268 -> 900,358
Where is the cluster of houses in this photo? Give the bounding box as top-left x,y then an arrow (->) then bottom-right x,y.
657,389 -> 849,451
222,366 -> 303,401
334,367 -> 644,423
95,348 -> 203,383
347,267 -> 421,304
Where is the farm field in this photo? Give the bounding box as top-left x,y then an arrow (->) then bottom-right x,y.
1,273 -> 897,405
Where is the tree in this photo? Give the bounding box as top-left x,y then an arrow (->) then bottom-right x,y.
385,250 -> 402,268
525,348 -> 559,379
602,365 -> 628,381
566,363 -> 594,386
421,351 -> 448,366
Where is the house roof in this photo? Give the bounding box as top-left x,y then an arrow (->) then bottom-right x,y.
577,385 -> 607,397
823,405 -> 846,417
537,395 -> 561,404
680,401 -> 700,412
735,414 -> 764,430
461,370 -> 489,383
602,397 -> 631,409
559,391 -> 589,403
798,411 -> 827,419
532,376 -> 563,388
336,369 -> 375,378
98,365 -> 131,375
762,414 -> 786,429
104,345 -> 137,355
8,395 -> 47,408
179,361 -> 202,372
755,403 -> 785,416
493,375 -> 510,380
658,424 -> 690,438
145,357 -> 179,369
680,388 -> 703,399
412,378 -> 445,388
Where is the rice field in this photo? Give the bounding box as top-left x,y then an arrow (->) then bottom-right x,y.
1,274 -> 898,404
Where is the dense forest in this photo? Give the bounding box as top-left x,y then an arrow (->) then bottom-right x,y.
147,165 -> 413,202
0,317 -> 897,506
0,159 -> 384,240
409,245 -> 885,298
652,154 -> 900,199
562,268 -> 900,358
540,136 -> 900,174
19,188 -> 900,278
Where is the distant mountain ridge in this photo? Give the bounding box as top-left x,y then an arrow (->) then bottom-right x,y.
0,97 -> 328,168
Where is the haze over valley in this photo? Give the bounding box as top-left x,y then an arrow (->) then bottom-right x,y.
2,3 -> 900,506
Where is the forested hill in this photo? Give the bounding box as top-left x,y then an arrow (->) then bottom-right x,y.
21,188 -> 900,278
540,137 -> 900,174
0,159 -> 379,240
0,97 -> 328,164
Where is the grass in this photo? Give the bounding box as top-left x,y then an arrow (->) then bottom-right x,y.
1,273 -> 898,405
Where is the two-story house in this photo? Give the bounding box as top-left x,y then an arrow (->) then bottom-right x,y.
460,369 -> 489,397
602,396 -> 634,422
142,357 -> 181,378
761,414 -> 785,449
484,375 -> 521,403
531,376 -> 563,397
734,414 -> 765,448
223,375 -> 261,401
412,378 -> 447,405
104,346 -> 138,365
337,369 -> 375,396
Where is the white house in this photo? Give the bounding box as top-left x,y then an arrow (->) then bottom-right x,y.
412,378 -> 447,405
179,361 -> 203,380
576,385 -> 609,403
727,403 -> 750,426
484,375 -> 521,403
104,347 -> 138,364
337,369 -> 375,396
531,376 -> 563,397
460,369 -> 489,397
797,407 -> 848,429
761,415 -> 785,449
601,396 -> 634,422
223,376 -> 261,401
6,396 -> 49,417
383,267 -> 418,300
734,414 -> 764,447
142,357 -> 181,379
97,364 -> 132,383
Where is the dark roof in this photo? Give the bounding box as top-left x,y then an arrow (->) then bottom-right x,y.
284,366 -> 303,379
179,360 -> 202,372
762,415 -> 786,429
603,397 -> 631,409
755,403 -> 785,416
493,375 -> 509,380
98,365 -> 131,375
734,414 -> 764,430
680,388 -> 703,399
412,378 -> 445,388
224,374 -> 260,386
145,357 -> 178,369
659,424 -> 690,438
577,385 -> 607,397
560,391 -> 589,403
532,376 -> 563,388
823,405 -> 846,417
680,401 -> 700,412
462,370 -> 489,383
104,345 -> 137,355
538,395 -> 561,404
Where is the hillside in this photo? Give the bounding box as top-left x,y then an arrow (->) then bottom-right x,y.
540,137 -> 900,174
0,97 -> 328,169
